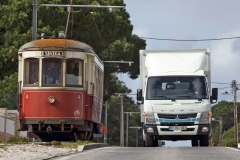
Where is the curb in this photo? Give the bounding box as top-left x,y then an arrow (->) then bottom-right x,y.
40,143 -> 109,160
83,143 -> 109,151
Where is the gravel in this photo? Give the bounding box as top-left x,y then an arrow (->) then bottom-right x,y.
0,143 -> 82,160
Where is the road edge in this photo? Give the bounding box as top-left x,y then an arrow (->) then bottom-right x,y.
40,143 -> 109,160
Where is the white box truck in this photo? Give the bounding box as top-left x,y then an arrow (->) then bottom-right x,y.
137,49 -> 218,147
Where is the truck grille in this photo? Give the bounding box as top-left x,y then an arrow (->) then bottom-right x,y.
160,122 -> 195,126
158,113 -> 197,119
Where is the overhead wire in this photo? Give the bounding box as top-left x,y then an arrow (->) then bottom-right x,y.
211,82 -> 230,85
89,8 -> 109,57
140,36 -> 240,42
218,87 -> 232,89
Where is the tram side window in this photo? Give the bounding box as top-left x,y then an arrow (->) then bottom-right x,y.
66,59 -> 83,86
94,65 -> 103,100
42,58 -> 62,85
24,58 -> 39,85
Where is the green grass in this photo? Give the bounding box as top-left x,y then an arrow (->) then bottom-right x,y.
76,140 -> 93,145
52,140 -> 94,148
6,136 -> 28,144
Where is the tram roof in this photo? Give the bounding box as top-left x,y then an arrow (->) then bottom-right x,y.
18,38 -> 95,54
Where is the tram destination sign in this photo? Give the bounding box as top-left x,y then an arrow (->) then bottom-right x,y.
41,51 -> 63,56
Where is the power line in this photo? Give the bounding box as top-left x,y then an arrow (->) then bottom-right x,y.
140,36 -> 240,42
90,12 -> 107,53
211,82 -> 230,85
218,87 -> 231,89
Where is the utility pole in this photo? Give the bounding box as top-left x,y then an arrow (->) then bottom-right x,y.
126,112 -> 128,146
104,89 -> 108,143
103,62 -> 133,145
129,126 -> 142,147
232,80 -> 238,146
120,94 -> 124,146
124,112 -> 140,147
219,117 -> 223,146
115,93 -> 136,146
32,0 -> 38,40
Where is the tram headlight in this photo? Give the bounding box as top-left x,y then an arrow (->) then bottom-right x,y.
47,96 -> 56,104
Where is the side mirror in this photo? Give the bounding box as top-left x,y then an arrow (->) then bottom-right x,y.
210,88 -> 218,104
137,89 -> 143,104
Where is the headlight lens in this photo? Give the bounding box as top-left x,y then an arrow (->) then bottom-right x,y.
47,96 -> 56,104
144,113 -> 156,124
199,112 -> 211,124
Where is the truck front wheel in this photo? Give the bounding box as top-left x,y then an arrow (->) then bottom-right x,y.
199,135 -> 209,146
191,138 -> 198,147
143,131 -> 153,147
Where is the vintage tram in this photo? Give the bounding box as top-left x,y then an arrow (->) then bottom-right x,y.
18,34 -> 104,141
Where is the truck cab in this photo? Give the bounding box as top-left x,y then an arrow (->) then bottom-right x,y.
137,49 -> 218,147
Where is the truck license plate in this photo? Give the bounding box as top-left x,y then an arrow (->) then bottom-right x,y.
169,126 -> 182,131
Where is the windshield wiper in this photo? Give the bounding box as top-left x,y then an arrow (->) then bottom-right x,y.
154,96 -> 175,101
176,96 -> 202,101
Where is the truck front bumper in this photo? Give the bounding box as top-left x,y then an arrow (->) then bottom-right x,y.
144,124 -> 210,136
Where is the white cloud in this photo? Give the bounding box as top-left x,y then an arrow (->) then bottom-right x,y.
132,27 -> 150,38
210,30 -> 240,101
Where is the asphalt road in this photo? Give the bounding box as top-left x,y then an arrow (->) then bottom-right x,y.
50,146 -> 240,160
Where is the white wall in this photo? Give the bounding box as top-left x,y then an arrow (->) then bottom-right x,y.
0,116 -> 4,132
6,119 -> 15,135
0,110 -> 27,138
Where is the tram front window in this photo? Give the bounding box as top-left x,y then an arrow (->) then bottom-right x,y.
66,59 -> 83,86
24,58 -> 39,85
42,58 -> 62,85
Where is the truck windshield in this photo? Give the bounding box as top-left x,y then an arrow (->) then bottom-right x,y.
146,76 -> 208,100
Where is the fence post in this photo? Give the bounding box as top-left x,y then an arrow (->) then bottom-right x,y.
4,108 -> 7,140
14,113 -> 18,136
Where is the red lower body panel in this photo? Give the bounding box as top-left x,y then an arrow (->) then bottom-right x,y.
85,94 -> 102,124
21,90 -> 86,120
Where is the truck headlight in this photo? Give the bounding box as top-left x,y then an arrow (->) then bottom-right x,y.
199,112 -> 211,124
144,113 -> 156,124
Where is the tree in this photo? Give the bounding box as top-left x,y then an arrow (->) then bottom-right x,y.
0,73 -> 18,109
102,76 -> 142,146
211,101 -> 240,146
0,1 -> 34,109
221,122 -> 240,147
0,0 -> 146,109
0,0 -> 32,80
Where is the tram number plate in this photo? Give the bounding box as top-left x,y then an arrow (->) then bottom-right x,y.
169,126 -> 182,131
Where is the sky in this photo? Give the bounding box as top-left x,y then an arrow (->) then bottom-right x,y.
119,0 -> 240,103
